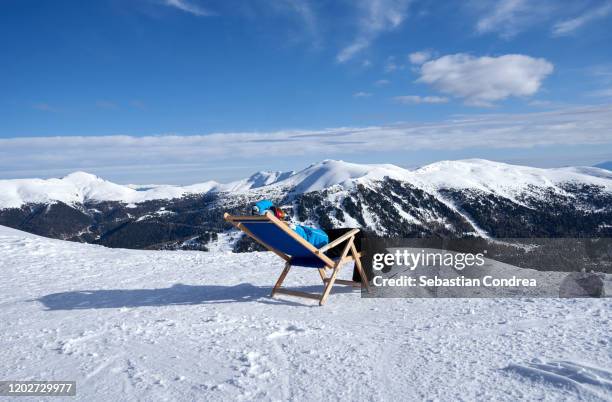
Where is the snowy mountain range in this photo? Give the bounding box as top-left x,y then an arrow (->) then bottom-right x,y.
0,159 -> 611,250
0,169 -> 298,208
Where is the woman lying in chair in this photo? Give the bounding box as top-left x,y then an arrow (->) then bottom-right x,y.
251,199 -> 329,249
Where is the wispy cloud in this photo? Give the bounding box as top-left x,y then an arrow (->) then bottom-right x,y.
374,79 -> 390,86
336,41 -> 369,64
337,0 -> 411,63
265,0 -> 320,46
163,0 -> 213,17
384,56 -> 403,72
416,53 -> 554,106
2,105 -> 611,181
587,64 -> 612,83
281,0 -> 317,34
353,91 -> 372,98
408,50 -> 433,65
552,1 -> 612,36
474,0 -> 552,38
393,95 -> 449,104
476,0 -> 528,37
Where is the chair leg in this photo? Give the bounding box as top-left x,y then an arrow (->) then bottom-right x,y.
271,262 -> 291,297
319,237 -> 354,305
351,243 -> 370,293
317,268 -> 327,281
319,264 -> 342,306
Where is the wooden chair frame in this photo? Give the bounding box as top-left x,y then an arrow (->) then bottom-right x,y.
224,211 -> 370,305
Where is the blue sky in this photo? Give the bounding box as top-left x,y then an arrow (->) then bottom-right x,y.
1,0 -> 611,183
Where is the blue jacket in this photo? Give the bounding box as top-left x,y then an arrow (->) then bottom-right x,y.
292,224 -> 329,248
252,199 -> 274,215
252,199 -> 328,247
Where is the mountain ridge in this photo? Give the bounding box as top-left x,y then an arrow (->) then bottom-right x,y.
1,159 -> 610,250
1,159 -> 611,210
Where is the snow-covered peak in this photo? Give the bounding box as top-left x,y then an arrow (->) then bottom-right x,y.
245,170 -> 296,189
274,160 -> 410,193
0,173 -> 215,209
413,159 -> 559,190
215,170 -> 296,193
0,177 -> 79,209
411,159 -> 612,201
62,171 -> 100,183
61,171 -> 138,203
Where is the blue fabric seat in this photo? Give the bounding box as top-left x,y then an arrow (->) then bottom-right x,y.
290,257 -> 339,268
240,220 -> 317,258
239,219 -> 336,268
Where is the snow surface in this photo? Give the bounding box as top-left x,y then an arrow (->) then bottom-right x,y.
1,159 -> 610,209
1,225 -> 611,401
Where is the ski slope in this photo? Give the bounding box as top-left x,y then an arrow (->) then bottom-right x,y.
1,225 -> 611,401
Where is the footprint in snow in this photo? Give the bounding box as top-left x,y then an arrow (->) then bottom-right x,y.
267,324 -> 307,340
505,359 -> 612,399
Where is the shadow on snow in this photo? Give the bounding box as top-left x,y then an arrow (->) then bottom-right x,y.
36,283 -> 356,310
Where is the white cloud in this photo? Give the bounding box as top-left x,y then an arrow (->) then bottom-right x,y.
417,53 -> 554,106
164,0 -> 212,17
336,0 -> 411,63
384,56 -> 401,72
408,50 -> 432,65
2,105 -> 611,182
337,41 -> 369,63
552,1 -> 612,36
353,92 -> 372,98
475,0 -> 545,38
375,79 -> 390,86
393,95 -> 449,104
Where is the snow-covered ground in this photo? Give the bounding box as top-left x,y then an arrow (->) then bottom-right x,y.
1,225 -> 611,401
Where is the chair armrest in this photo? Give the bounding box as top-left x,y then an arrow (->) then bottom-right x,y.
317,228 -> 360,253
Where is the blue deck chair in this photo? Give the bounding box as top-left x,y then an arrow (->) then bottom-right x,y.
224,211 -> 370,305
